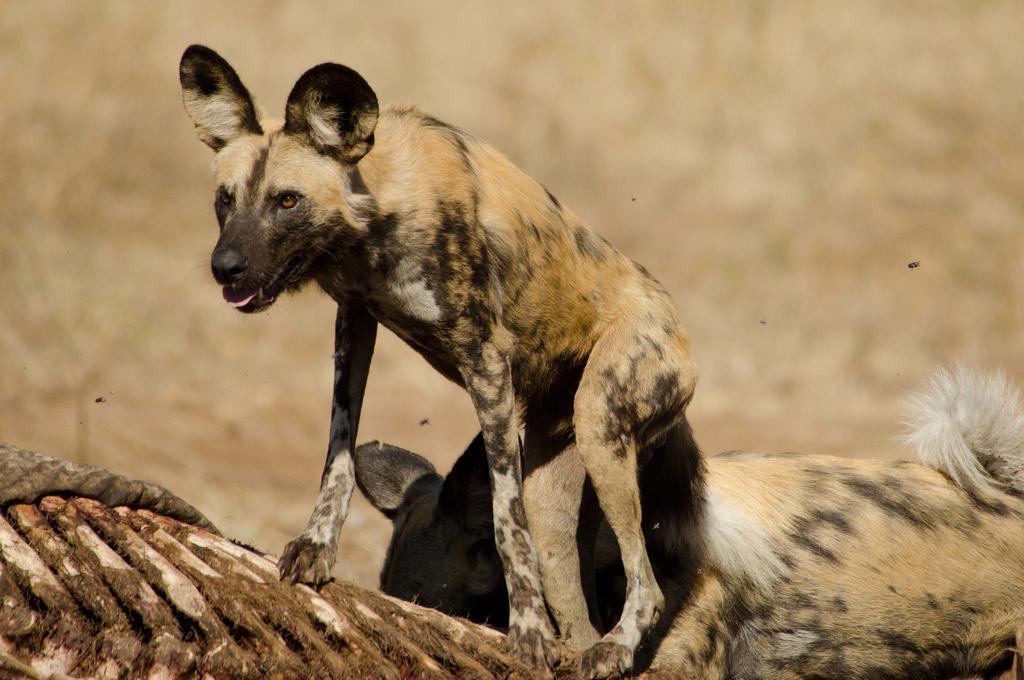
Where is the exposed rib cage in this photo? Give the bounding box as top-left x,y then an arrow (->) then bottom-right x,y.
0,443 -> 548,679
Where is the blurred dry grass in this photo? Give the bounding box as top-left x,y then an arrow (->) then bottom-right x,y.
1,1 -> 1021,587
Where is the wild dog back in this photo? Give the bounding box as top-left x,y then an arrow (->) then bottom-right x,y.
698,452 -> 1024,678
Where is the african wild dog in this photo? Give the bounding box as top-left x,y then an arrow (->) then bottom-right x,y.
357,367 -> 1024,678
179,45 -> 699,675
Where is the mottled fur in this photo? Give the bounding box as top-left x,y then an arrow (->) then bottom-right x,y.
179,46 -> 699,675
359,368 -> 1024,678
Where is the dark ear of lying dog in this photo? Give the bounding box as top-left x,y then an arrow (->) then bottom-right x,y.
355,436 -> 510,625
355,429 -> 703,637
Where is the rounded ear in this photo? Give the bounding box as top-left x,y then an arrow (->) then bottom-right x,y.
439,433 -> 494,531
179,45 -> 262,151
284,63 -> 379,163
354,441 -> 440,520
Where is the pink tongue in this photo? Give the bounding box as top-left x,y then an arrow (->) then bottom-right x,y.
222,286 -> 258,308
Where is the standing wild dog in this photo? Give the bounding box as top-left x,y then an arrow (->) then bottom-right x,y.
179,45 -> 699,675
357,367 -> 1024,678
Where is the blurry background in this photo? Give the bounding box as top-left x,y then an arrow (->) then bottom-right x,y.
1,1 -> 1021,587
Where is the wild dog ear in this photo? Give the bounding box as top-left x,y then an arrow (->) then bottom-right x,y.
179,45 -> 263,151
354,441 -> 440,520
439,433 -> 494,531
284,63 -> 379,163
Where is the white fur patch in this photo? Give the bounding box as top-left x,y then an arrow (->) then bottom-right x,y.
773,629 -> 820,659
491,470 -> 519,517
903,365 -> 1024,492
605,574 -> 646,650
307,106 -> 342,149
389,259 -> 442,323
702,487 -> 784,590
304,452 -> 355,547
184,91 -> 246,146
341,173 -> 376,230
491,467 -> 546,618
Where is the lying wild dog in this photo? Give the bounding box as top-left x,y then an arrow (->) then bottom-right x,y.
357,367 -> 1024,678
178,45 -> 699,674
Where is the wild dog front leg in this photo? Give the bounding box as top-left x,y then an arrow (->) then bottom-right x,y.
279,303 -> 377,586
461,343 -> 557,671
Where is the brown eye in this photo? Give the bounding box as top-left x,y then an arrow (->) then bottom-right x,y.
279,194 -> 298,209
218,188 -> 233,205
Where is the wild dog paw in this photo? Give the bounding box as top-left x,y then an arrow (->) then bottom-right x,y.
579,641 -> 633,679
505,617 -> 558,675
278,535 -> 334,587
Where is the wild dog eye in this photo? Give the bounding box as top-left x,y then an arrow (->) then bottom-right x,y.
217,188 -> 233,206
278,193 -> 300,210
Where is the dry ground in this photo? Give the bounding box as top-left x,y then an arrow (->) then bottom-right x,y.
1,1 -> 1022,588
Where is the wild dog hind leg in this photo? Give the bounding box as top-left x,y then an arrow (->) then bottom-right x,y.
574,323 -> 697,678
460,338 -> 558,670
279,303 -> 377,585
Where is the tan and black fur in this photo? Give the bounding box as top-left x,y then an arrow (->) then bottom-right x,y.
359,367 -> 1024,678
179,45 -> 698,675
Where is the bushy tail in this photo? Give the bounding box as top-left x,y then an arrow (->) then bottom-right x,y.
903,365 -> 1024,493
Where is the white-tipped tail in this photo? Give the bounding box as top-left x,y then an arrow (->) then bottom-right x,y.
903,365 -> 1024,493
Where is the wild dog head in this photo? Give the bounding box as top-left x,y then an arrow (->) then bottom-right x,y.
179,45 -> 378,312
353,436 -> 510,626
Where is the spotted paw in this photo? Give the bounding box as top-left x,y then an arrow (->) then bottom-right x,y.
505,619 -> 558,675
278,536 -> 334,587
580,641 -> 633,679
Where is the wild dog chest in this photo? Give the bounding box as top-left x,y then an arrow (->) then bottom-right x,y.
369,305 -> 464,387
